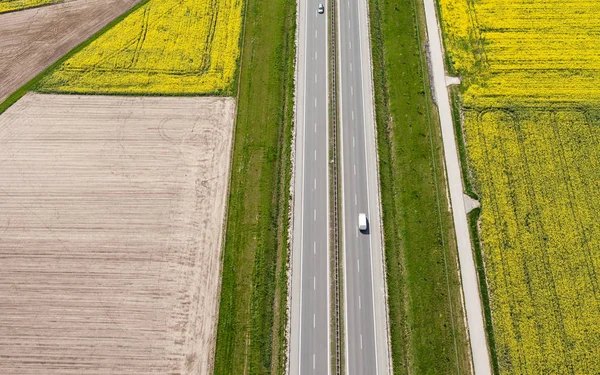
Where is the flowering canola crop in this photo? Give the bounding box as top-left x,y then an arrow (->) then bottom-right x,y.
0,0 -> 58,13
38,0 -> 243,95
438,0 -> 600,373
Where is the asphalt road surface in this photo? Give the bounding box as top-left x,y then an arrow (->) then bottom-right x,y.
422,0 -> 492,373
337,0 -> 391,373
289,0 -> 330,373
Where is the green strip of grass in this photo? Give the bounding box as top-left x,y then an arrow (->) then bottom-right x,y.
369,0 -> 472,373
212,0 -> 296,372
0,0 -> 149,115
467,208 -> 500,375
449,88 -> 477,198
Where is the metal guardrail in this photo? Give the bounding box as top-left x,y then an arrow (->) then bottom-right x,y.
329,0 -> 342,374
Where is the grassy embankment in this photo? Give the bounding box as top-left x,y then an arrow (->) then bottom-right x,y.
368,0 -> 472,373
212,0 -> 296,373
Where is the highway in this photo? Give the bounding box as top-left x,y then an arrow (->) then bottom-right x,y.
290,0 -> 391,373
289,0 -> 330,373
337,0 -> 391,373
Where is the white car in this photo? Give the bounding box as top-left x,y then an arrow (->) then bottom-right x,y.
318,3 -> 324,14
358,213 -> 368,231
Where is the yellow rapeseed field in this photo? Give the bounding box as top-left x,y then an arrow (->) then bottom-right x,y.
439,0 -> 600,373
38,0 -> 243,95
0,0 -> 58,13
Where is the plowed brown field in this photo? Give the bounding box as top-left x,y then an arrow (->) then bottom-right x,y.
0,0 -> 139,103
0,93 -> 235,374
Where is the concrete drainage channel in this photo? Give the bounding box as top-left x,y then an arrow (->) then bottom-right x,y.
328,0 -> 343,373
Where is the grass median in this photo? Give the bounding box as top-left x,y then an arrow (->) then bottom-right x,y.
212,0 -> 296,373
368,0 -> 472,373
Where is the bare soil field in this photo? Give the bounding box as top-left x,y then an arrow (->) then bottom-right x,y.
0,0 -> 139,103
0,93 -> 235,374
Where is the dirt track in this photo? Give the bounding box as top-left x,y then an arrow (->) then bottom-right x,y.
0,0 -> 139,103
0,93 -> 235,374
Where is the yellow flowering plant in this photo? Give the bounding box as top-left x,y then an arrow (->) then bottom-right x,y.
0,0 -> 59,13
439,0 -> 600,372
38,0 -> 243,95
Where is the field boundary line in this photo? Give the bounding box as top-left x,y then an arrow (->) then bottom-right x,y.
0,0 -> 149,114
210,0 -> 250,369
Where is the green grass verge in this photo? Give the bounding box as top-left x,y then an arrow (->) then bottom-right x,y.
212,0 -> 296,372
449,88 -> 477,198
0,0 -> 150,115
467,208 -> 500,375
369,0 -> 472,373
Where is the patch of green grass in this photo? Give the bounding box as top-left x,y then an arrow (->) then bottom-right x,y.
467,208 -> 500,375
369,0 -> 472,373
212,0 -> 296,372
449,88 -> 477,198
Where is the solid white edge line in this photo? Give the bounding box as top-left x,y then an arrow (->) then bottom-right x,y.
298,0 -> 309,372
325,4 -> 332,374
357,0 -> 380,372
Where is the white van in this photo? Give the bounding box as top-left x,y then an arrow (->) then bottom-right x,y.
358,213 -> 368,231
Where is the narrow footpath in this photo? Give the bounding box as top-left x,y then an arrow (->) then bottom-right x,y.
422,1 -> 492,374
